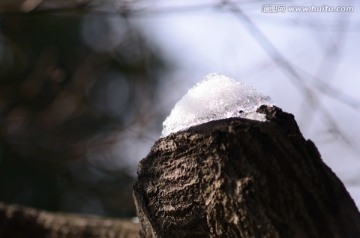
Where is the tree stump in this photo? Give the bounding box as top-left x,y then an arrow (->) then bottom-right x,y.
133,106 -> 360,238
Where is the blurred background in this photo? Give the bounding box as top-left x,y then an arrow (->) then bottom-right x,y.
0,0 -> 359,218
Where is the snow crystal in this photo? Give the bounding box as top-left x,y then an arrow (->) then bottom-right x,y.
162,73 -> 273,137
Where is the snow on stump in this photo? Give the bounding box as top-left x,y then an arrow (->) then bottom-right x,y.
133,74 -> 360,238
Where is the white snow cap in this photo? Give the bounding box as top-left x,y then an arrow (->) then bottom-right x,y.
162,73 -> 273,137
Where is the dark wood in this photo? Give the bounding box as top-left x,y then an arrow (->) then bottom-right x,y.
134,106 -> 360,238
0,202 -> 139,238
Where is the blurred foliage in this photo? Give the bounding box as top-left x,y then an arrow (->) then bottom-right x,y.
0,4 -> 169,218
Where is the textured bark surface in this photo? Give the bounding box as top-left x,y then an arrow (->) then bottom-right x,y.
0,202 -> 139,238
133,105 -> 360,238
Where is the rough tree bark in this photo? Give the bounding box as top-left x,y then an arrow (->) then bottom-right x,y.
133,105 -> 360,238
0,202 -> 139,238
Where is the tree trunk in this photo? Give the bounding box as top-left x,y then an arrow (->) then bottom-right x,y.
133,105 -> 360,238
0,202 -> 139,238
